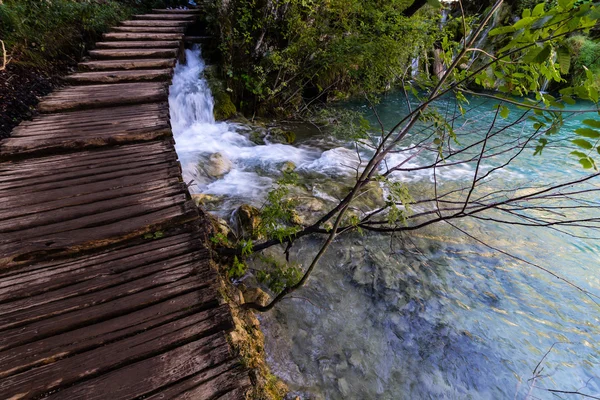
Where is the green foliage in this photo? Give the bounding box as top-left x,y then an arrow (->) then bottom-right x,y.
210,0 -> 440,115
255,255 -> 303,293
228,256 -> 248,279
258,171 -> 303,242
377,177 -> 414,225
313,108 -> 372,141
210,232 -> 231,247
565,35 -> 600,92
143,231 -> 165,240
0,0 -> 153,68
465,0 -> 600,168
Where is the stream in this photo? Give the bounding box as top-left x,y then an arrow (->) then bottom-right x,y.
169,47 -> 600,399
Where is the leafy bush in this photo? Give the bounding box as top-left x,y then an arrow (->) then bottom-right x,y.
0,0 -> 162,67
209,0 -> 440,116
566,35 -> 600,90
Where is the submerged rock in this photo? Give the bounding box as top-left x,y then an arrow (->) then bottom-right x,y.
337,378 -> 351,397
249,129 -> 267,145
267,127 -> 296,144
242,287 -> 270,307
230,204 -> 262,239
205,152 -> 233,178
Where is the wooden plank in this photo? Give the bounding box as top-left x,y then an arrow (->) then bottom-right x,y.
1,311 -> 232,399
0,292 -> 202,378
95,40 -> 180,48
0,183 -> 186,233
1,139 -> 173,180
0,232 -> 202,301
89,48 -> 178,59
79,58 -> 176,71
44,335 -> 234,400
0,260 -> 210,332
152,9 -> 202,14
37,82 -> 168,112
134,13 -> 196,20
0,150 -> 178,192
121,20 -> 190,27
111,26 -> 186,33
103,32 -> 183,41
0,199 -> 198,269
217,386 -> 253,400
145,362 -> 250,400
0,127 -> 170,158
65,68 -> 173,84
0,278 -> 218,351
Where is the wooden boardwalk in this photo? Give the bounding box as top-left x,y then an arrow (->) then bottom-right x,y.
0,8 -> 250,399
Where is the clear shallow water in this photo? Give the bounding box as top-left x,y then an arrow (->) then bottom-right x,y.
170,48 -> 600,399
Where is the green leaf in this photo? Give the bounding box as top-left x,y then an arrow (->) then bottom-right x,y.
532,3 -> 545,17
571,151 -> 588,158
578,158 -> 594,169
558,0 -> 571,10
583,119 -> 600,128
499,105 -> 509,119
575,128 -> 600,138
572,139 -> 594,149
426,0 -> 441,8
514,17 -> 535,29
557,47 -> 571,74
489,26 -> 516,36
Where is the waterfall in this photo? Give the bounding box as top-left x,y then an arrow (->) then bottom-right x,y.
411,56 -> 420,79
169,46 -> 216,132
168,47 -> 348,204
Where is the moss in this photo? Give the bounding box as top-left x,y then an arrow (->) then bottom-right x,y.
204,65 -> 237,120
268,128 -> 296,144
216,271 -> 288,400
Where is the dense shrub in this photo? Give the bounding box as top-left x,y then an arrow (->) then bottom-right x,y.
566,35 -> 600,90
0,0 -> 163,67
208,0 -> 440,116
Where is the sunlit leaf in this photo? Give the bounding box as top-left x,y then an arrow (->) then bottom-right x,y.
572,139 -> 594,149
575,128 -> 600,139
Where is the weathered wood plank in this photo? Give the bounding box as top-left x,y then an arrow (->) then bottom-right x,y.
103,32 -> 184,41
95,40 -> 180,48
0,199 -> 198,269
1,140 -> 173,179
89,48 -> 178,59
1,311 -> 232,399
0,278 -> 218,352
134,13 -> 196,20
152,9 -> 202,14
0,232 -> 203,301
79,58 -> 176,71
145,362 -> 250,400
0,292 -> 201,378
112,26 -> 186,33
38,82 -> 168,112
121,19 -> 190,27
44,335 -> 234,400
0,257 -> 207,331
65,68 -> 173,84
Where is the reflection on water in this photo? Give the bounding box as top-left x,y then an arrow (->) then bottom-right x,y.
170,48 -> 600,399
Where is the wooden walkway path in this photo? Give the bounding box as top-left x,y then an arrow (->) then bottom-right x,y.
0,8 -> 250,399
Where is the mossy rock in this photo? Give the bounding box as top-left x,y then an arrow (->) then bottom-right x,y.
267,128 -> 296,144
204,65 -> 237,120
249,130 -> 267,145
213,91 -> 237,120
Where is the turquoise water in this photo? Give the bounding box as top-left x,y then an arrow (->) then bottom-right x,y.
169,49 -> 600,399
258,93 -> 600,399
